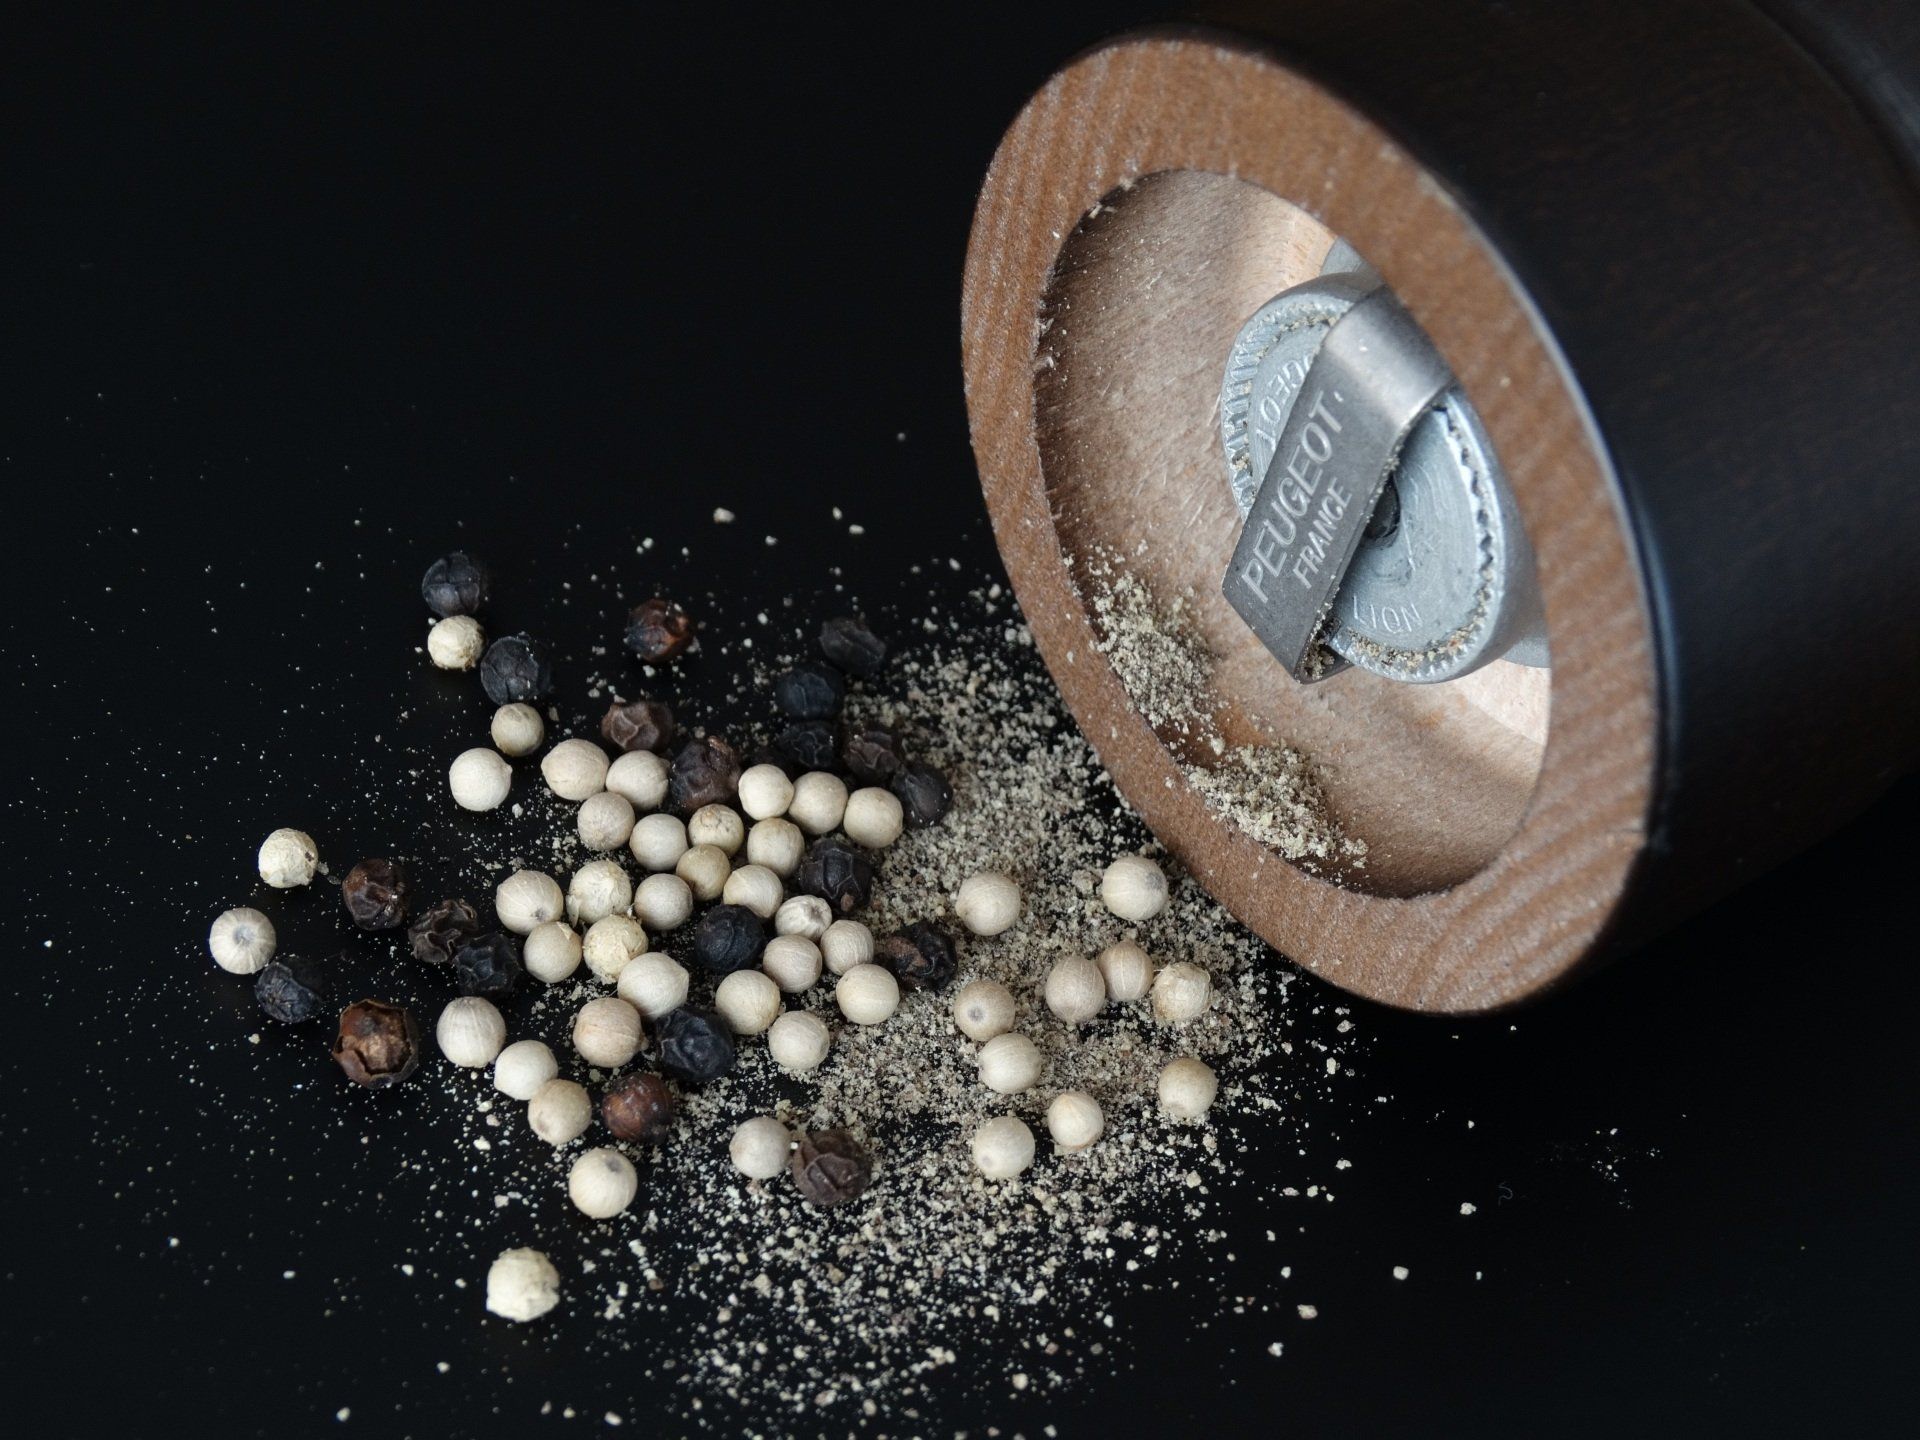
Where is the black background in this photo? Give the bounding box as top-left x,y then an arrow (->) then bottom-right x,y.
3,6 -> 1914,1437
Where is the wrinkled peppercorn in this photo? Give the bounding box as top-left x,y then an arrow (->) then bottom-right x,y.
691,903 -> 767,974
342,858 -> 411,930
408,898 -> 480,966
453,932 -> 523,997
654,1007 -> 736,1084
772,663 -> 846,720
254,954 -> 327,1024
331,998 -> 421,1089
747,741 -> 802,780
600,697 -> 676,754
771,719 -> 842,775
818,617 -> 888,678
625,598 -> 695,663
842,726 -> 908,787
878,921 -> 957,991
420,551 -> 490,617
670,734 -> 741,812
891,762 -> 952,828
795,837 -> 874,914
790,1128 -> 873,1207
479,633 -> 554,706
601,1072 -> 676,1143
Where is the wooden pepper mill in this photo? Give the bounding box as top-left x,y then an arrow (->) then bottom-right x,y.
961,0 -> 1919,1010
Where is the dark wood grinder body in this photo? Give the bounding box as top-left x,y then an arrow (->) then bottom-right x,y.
961,0 -> 1919,1010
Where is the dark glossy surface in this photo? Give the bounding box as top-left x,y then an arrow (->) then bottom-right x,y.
3,9 -> 1912,1436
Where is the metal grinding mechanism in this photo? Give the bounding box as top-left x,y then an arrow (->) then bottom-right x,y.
960,1 -> 1920,1012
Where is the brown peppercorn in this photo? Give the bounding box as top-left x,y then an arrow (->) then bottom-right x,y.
601,697 -> 676,754
625,597 -> 695,663
342,858 -> 411,930
601,1072 -> 676,1143
670,734 -> 741,813
331,999 -> 421,1088
789,1127 -> 873,1207
407,897 -> 479,965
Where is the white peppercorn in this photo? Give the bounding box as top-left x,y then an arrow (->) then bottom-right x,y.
835,963 -> 899,1025
427,613 -> 485,670
1151,960 -> 1213,1025
971,1115 -> 1035,1179
527,1077 -> 593,1146
1046,1091 -> 1105,1152
841,786 -> 903,849
207,906 -> 276,975
714,968 -> 782,1035
542,738 -> 610,802
257,827 -> 319,889
615,952 -> 689,1019
606,749 -> 669,811
951,978 -> 1016,1042
954,871 -> 1020,936
675,843 -> 730,902
492,1038 -> 559,1100
567,1146 -> 638,1219
1158,1056 -> 1218,1120
774,894 -> 832,942
726,1116 -> 790,1180
523,920 -> 582,983
566,859 -> 632,926
977,1033 -> 1043,1094
485,1246 -> 560,1323
820,919 -> 874,976
746,817 -> 804,877
496,869 -> 564,934
490,701 -> 545,758
572,995 -> 644,1068
1044,955 -> 1106,1025
436,996 -> 507,1068
687,803 -> 746,855
766,1010 -> 831,1073
788,771 -> 849,836
448,747 -> 513,811
582,915 -> 647,983
634,872 -> 693,931
736,764 -> 795,821
576,790 -> 636,851
760,934 -> 823,993
1101,853 -> 1168,921
722,863 -> 782,919
628,812 -> 689,872
1095,940 -> 1155,1002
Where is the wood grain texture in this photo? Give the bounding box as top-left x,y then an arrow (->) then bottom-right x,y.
961,34 -> 1658,1011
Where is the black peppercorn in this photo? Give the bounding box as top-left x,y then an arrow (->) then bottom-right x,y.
479,633 -> 554,706
842,726 -> 908,787
331,998 -> 422,1089
789,1128 -> 873,1207
772,663 -> 846,720
254,954 -> 327,1024
600,697 -> 676,754
891,762 -> 952,828
747,741 -> 802,780
408,898 -> 480,966
601,1072 -> 676,1143
654,1007 -> 736,1084
795,837 -> 874,915
691,903 -> 767,974
625,597 -> 695,663
818,616 -> 888,678
670,734 -> 741,812
420,551 -> 490,617
342,858 -> 411,930
452,932 -> 523,997
878,921 -> 958,992
771,719 -> 842,775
